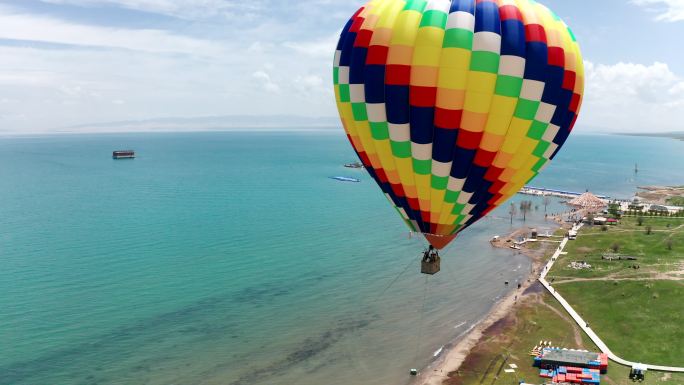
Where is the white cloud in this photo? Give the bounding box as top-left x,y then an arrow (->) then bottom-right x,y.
39,0 -> 264,20
0,71 -> 64,87
0,5 -> 222,55
292,74 -> 327,99
284,34 -> 339,59
581,60 -> 684,132
0,1 -> 352,132
252,70 -> 281,93
632,0 -> 684,22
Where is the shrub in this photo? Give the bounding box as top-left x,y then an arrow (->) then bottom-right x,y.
667,239 -> 674,250
601,225 -> 608,232
646,226 -> 652,235
611,242 -> 620,253
637,216 -> 644,226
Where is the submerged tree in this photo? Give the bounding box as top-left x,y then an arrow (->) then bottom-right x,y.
519,200 -> 533,222
543,196 -> 551,213
509,203 -> 517,225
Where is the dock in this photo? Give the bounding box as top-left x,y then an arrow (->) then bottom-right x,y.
520,186 -> 610,200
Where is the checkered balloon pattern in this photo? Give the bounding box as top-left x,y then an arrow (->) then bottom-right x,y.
333,0 -> 584,249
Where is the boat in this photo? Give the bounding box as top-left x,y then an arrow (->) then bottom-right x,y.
343,162 -> 364,169
330,176 -> 360,183
113,150 -> 135,159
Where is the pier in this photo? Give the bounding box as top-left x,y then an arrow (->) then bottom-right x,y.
520,186 -> 610,200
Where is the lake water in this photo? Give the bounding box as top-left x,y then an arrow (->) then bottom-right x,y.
1,131 -> 683,385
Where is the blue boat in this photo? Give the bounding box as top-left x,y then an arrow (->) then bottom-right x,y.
330,176 -> 360,183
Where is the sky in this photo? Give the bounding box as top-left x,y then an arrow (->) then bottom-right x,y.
1,0 -> 684,133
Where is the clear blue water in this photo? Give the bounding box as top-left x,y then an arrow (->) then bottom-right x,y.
0,132 -> 682,385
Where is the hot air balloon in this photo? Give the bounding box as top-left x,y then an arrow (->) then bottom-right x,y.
333,0 -> 584,270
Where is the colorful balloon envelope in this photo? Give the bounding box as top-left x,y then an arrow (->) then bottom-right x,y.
333,0 -> 584,249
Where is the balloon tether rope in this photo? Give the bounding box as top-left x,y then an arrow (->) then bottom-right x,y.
373,254 -> 420,303
413,275 -> 430,371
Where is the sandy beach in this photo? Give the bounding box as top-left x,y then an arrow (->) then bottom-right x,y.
417,223 -> 568,385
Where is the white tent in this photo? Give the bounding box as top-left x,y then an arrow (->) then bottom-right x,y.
568,192 -> 607,210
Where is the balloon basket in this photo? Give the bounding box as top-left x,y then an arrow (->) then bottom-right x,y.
421,256 -> 441,275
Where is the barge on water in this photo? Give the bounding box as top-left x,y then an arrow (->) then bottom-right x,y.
330,176 -> 360,183
343,162 -> 364,169
113,150 -> 135,159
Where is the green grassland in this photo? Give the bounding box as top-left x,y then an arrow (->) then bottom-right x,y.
554,280 -> 684,366
544,216 -> 684,368
448,215 -> 684,385
446,292 -> 684,385
667,196 -> 684,206
548,217 -> 684,281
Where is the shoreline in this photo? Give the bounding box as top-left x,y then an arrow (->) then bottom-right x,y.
417,222 -> 568,385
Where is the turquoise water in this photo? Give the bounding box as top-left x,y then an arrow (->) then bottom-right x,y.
0,132 -> 682,385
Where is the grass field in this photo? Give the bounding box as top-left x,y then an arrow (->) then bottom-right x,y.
446,291 -> 684,385
446,215 -> 684,385
543,215 -> 684,369
667,196 -> 684,206
554,280 -> 684,366
548,217 -> 684,280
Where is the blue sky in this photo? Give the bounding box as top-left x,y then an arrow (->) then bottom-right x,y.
1,0 -> 684,133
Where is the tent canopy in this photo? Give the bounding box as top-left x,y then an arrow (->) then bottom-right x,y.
569,192 -> 607,209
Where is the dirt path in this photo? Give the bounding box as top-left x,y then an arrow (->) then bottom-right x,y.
552,275 -> 684,284
550,262 -> 684,283
538,299 -> 584,347
578,227 -> 684,235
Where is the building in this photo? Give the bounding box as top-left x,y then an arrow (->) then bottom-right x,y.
535,348 -> 608,373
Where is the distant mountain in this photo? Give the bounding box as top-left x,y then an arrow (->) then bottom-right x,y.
56,115 -> 341,134
621,131 -> 684,141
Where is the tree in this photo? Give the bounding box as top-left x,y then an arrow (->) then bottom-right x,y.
667,239 -> 674,251
611,242 -> 620,253
519,200 -> 533,222
587,213 -> 595,226
509,203 -> 517,225
543,196 -> 551,213
646,226 -> 653,235
608,202 -> 621,218
637,216 -> 644,226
